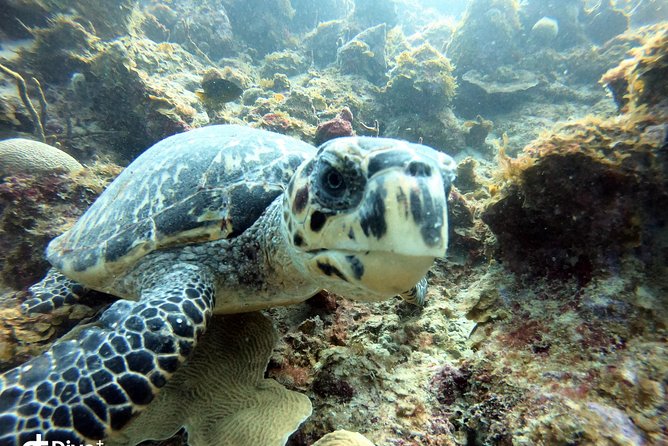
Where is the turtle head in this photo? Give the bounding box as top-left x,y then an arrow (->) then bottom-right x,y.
284,136 -> 456,301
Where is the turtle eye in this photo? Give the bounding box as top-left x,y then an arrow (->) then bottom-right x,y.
320,166 -> 346,196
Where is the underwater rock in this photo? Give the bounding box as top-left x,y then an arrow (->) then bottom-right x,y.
464,115 -> 493,149
405,19 -> 455,53
585,0 -> 629,46
0,0 -> 50,39
601,23 -> 668,112
85,39 -> 202,159
4,0 -> 137,41
456,66 -> 540,117
0,162 -> 120,290
382,109 -> 465,156
482,110 -> 668,280
304,20 -> 349,68
519,0 -> 588,49
337,24 -> 387,85
261,50 -> 309,78
383,43 -> 456,115
446,0 -> 522,76
290,0 -> 351,33
0,138 -> 82,177
461,67 -> 540,95
49,0 -> 138,39
314,107 -> 355,146
351,0 -> 398,30
221,0 -> 295,56
530,16 -> 559,45
143,0 -> 235,60
268,73 -> 292,92
20,14 -> 100,84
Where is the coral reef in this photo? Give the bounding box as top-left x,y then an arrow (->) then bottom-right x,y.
0,2 -> 666,445
311,430 -> 375,446
0,162 -> 120,290
143,0 -> 235,60
0,63 -> 47,141
601,23 -> 668,111
84,39 -> 201,159
483,110 -> 668,280
20,14 -> 100,84
456,66 -> 540,118
447,0 -> 522,76
584,0 -> 629,46
262,50 -> 309,78
0,138 -> 82,176
304,20 -> 349,68
439,263 -> 668,445
221,0 -> 295,56
337,24 -> 387,84
383,43 -> 456,115
463,115 -> 493,149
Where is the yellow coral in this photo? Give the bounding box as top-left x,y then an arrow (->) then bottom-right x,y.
109,312 -> 312,446
312,430 -> 376,446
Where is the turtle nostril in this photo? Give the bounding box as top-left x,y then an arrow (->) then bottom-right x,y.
407,161 -> 432,177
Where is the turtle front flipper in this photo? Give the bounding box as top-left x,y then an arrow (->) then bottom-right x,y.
22,268 -> 88,314
399,277 -> 428,306
0,263 -> 215,445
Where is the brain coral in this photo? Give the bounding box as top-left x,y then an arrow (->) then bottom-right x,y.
312,430 -> 376,446
108,312 -> 312,446
0,138 -> 83,177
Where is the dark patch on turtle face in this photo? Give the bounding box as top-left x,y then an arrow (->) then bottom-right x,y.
367,150 -> 413,177
293,186 -> 309,214
410,188 -> 424,224
421,201 -> 444,247
300,159 -> 315,178
359,187 -> 387,239
345,255 -> 364,280
396,188 -> 409,218
348,228 -> 355,240
293,232 -> 305,247
317,261 -> 348,282
310,211 -> 327,232
410,184 -> 444,247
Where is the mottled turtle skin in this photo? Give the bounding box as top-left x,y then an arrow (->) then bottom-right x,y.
0,125 -> 456,445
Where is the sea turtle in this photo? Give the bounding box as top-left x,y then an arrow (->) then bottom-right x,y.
0,124 -> 455,444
